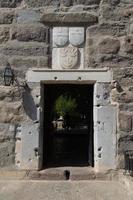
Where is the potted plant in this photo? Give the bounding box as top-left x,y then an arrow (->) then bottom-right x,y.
54,95 -> 78,129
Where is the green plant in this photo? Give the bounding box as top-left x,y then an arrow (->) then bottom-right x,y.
54,95 -> 77,118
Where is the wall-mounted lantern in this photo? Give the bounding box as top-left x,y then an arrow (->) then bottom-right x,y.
3,63 -> 14,86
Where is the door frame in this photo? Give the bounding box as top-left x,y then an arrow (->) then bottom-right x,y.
16,69 -> 117,171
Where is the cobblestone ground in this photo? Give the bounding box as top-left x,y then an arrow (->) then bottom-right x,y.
0,180 -> 130,200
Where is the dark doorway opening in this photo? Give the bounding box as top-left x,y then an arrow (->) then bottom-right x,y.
43,84 -> 94,168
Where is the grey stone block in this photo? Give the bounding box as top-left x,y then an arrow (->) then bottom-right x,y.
16,10 -> 41,24
0,0 -> 22,8
9,56 -> 38,69
73,0 -> 100,5
0,101 -> 24,123
119,112 -> 132,132
40,12 -> 98,25
25,0 -> 60,7
0,41 -> 48,56
11,23 -> 48,42
0,123 -> 15,141
98,38 -> 120,54
0,9 -> 14,24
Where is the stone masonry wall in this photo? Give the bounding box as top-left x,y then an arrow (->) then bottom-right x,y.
0,0 -> 132,168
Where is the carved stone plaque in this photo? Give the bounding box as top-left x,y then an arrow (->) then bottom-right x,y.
69,27 -> 85,47
53,27 -> 69,47
60,45 -> 78,69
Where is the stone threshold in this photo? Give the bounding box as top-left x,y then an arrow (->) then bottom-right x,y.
28,167 -> 120,181
0,168 -> 125,181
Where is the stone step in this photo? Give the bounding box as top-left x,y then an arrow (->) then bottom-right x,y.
28,167 -> 120,181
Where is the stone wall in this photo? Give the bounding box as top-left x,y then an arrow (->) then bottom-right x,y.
0,0 -> 132,168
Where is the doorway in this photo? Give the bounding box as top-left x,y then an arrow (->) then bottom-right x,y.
43,83 -> 94,168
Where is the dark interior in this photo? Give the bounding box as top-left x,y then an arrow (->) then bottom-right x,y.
43,84 -> 94,168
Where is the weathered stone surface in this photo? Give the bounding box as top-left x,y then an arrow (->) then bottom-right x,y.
98,38 -> 120,54
0,101 -> 24,123
16,10 -> 41,24
100,3 -> 133,24
0,123 -> 15,141
25,0 -> 60,7
0,26 -> 10,43
99,4 -> 114,22
25,0 -> 101,7
116,153 -> 125,169
41,12 -> 98,25
87,23 -> 126,37
119,103 -> 133,114
60,0 -> 73,7
0,142 -> 15,167
120,0 -> 133,4
38,57 -> 49,68
0,123 -> 15,167
9,57 -> 38,69
0,41 -> 48,56
0,54 -> 8,67
119,111 -> 132,132
74,0 -> 100,5
0,10 -> 14,24
0,0 -> 22,8
113,68 -> 133,87
118,135 -> 133,154
11,24 -> 48,42
0,86 -> 21,102
101,0 -> 120,6
124,36 -> 133,54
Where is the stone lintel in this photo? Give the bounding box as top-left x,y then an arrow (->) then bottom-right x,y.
40,12 -> 98,25
26,69 -> 113,83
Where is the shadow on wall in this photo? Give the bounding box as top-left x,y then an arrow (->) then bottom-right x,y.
22,90 -> 37,121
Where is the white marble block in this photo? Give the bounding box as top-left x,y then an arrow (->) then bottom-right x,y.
52,27 -> 85,70
69,27 -> 85,47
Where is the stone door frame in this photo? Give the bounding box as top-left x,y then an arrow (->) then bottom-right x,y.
15,68 -> 117,172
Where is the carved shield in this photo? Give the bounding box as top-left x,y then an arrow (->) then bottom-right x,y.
69,27 -> 85,47
60,45 -> 78,69
53,27 -> 69,47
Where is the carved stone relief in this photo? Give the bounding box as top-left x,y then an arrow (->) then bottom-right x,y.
69,27 -> 85,47
60,45 -> 78,69
53,27 -> 69,47
52,27 -> 85,70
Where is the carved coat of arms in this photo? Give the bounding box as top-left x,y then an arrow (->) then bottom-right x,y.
60,45 -> 79,69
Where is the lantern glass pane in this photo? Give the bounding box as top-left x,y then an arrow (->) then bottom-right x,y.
4,65 -> 13,86
4,76 -> 12,86
5,67 -> 12,77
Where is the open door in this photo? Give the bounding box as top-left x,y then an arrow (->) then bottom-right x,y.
42,83 -> 94,168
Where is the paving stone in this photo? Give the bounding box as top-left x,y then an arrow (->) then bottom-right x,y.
0,180 -> 129,200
